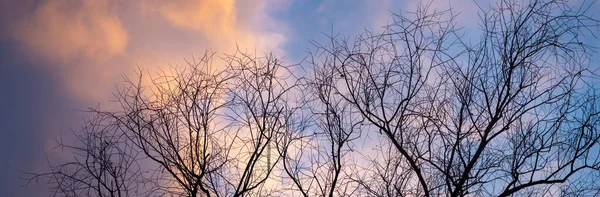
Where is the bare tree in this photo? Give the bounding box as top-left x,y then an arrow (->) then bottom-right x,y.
305,0 -> 600,196
29,0 -> 600,196
102,52 -> 238,197
35,51 -> 307,197
223,51 -> 307,196
25,113 -> 144,197
102,51 -> 303,197
278,39 -> 367,197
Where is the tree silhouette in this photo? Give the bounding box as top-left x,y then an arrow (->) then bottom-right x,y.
25,114 -> 144,197
301,0 -> 600,196
28,0 -> 600,196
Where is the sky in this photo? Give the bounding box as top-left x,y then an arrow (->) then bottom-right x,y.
0,0 -> 599,196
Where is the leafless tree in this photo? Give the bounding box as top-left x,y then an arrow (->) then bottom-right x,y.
34,51 -> 307,197
25,113 -> 144,197
101,52 -> 237,197
223,51 -> 308,196
277,38 -> 368,197
102,51 -> 305,197
303,0 -> 600,196
29,0 -> 600,196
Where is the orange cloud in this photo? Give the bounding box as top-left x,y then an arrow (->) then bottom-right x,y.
3,2 -> 290,180
14,0 -> 128,64
157,0 -> 237,33
8,0 -> 128,100
147,0 -> 285,54
7,0 -> 287,101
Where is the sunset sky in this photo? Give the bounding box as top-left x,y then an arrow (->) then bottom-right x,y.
1,0 -> 599,196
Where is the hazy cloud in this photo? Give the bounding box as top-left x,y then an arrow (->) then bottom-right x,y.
13,0 -> 128,64
5,0 -> 287,101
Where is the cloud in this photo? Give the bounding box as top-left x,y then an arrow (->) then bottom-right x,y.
6,0 -> 128,100
13,0 -> 128,64
141,0 -> 286,56
1,2 -> 290,195
5,0 -> 287,101
155,0 -> 238,34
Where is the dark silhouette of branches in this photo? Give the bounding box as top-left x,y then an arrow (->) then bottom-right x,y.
28,0 -> 600,196
102,51 -> 309,197
95,52 -> 234,197
30,51 -> 308,197
223,51 -> 308,197
305,0 -> 600,196
25,114 -> 144,197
